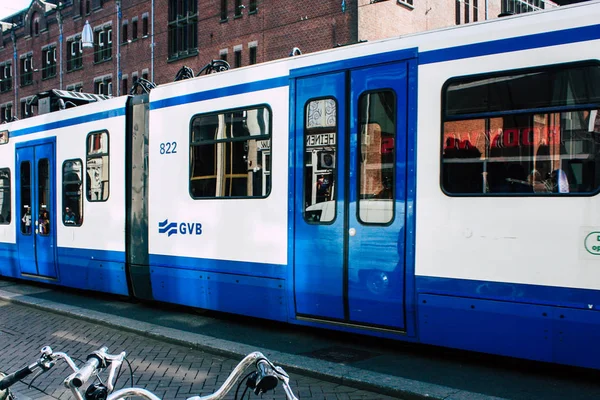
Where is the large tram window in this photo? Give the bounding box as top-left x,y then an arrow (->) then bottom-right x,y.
62,159 -> 83,226
38,158 -> 50,236
358,91 -> 395,224
86,131 -> 110,202
189,106 -> 271,198
303,98 -> 337,223
442,62 -> 600,195
0,168 -> 10,225
20,162 -> 31,235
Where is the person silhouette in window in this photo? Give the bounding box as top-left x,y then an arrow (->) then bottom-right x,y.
38,210 -> 50,234
21,206 -> 31,234
64,207 -> 76,225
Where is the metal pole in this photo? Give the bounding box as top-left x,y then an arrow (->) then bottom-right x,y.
58,6 -> 63,89
11,28 -> 17,117
151,0 -> 154,82
116,0 -> 121,96
485,0 -> 488,19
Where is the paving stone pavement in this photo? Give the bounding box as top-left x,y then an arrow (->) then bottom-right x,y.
0,301 -> 398,400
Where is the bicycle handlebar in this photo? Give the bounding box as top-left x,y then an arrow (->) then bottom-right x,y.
0,346 -> 56,391
7,346 -> 297,400
0,366 -> 34,391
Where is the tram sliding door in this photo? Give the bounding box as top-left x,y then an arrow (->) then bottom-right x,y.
15,140 -> 58,278
293,61 -> 408,330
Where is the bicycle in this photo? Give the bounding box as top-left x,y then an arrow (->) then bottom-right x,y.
0,346 -> 298,400
0,346 -> 56,400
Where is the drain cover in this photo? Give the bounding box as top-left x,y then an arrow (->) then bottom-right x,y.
302,346 -> 379,364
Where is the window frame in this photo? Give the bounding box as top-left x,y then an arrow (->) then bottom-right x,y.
356,89 -> 397,226
86,130 -> 110,202
440,60 -> 600,197
188,104 -> 273,200
0,63 -> 12,93
302,96 -> 339,225
0,167 -> 11,225
62,159 -> 84,227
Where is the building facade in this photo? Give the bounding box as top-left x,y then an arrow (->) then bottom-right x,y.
0,0 -> 562,122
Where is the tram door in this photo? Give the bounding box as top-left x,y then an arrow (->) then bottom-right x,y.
293,62 -> 408,330
16,140 -> 58,278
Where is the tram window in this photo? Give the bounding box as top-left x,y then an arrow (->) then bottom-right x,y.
189,106 -> 271,198
62,159 -> 83,226
86,131 -> 110,202
38,158 -> 51,236
442,62 -> 600,195
358,91 -> 395,225
303,98 -> 337,223
20,162 -> 32,235
0,168 -> 10,225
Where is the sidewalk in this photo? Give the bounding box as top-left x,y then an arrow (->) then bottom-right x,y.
0,279 -> 598,400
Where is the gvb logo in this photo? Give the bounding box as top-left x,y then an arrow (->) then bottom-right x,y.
158,219 -> 203,237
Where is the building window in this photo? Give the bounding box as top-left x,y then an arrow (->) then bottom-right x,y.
63,159 -> 83,226
31,13 -> 39,37
235,0 -> 242,17
220,51 -> 228,63
303,98 -> 337,223
249,0 -> 257,13
141,69 -> 149,81
66,82 -> 83,92
465,0 -> 470,23
190,106 -> 272,198
42,45 -> 57,80
249,44 -> 257,65
220,0 -> 227,20
142,14 -> 149,37
0,63 -> 11,93
0,103 -> 11,123
94,76 -> 112,96
473,0 -> 478,21
234,48 -> 241,68
122,21 -> 128,43
0,168 -> 10,225
168,0 -> 198,60
20,98 -> 34,119
442,62 -> 600,196
132,18 -> 138,40
455,0 -> 461,24
86,131 -> 109,202
122,76 -> 128,95
502,0 -> 545,14
86,0 -> 90,15
20,54 -> 33,87
94,26 -> 112,63
67,36 -> 83,71
398,0 -> 413,6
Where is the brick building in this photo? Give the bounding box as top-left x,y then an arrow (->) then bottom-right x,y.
0,0 -> 564,122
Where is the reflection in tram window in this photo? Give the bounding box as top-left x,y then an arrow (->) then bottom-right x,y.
38,158 -> 50,235
20,162 -> 31,235
358,91 -> 395,224
303,98 -> 337,223
442,63 -> 600,195
62,159 -> 83,226
86,130 -> 110,201
189,106 -> 272,198
0,168 -> 10,224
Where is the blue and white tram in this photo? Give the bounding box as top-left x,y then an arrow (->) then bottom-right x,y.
1,1 -> 600,369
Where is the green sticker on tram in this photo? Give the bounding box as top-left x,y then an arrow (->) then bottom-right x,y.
584,232 -> 600,255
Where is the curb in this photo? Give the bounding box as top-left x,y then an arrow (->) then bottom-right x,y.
0,286 -> 503,400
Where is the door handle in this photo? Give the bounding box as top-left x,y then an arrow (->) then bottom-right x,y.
349,228 -> 356,237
